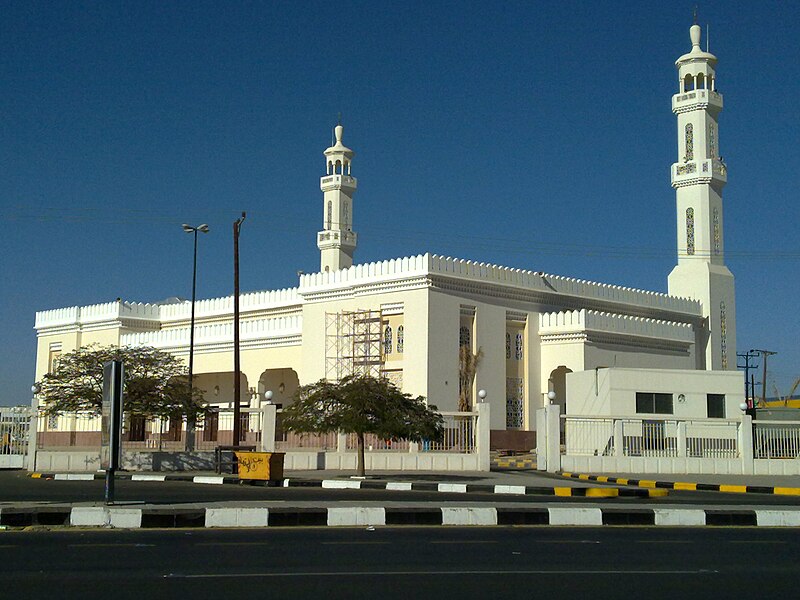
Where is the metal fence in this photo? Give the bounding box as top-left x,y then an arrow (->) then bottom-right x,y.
35,408 -> 263,452
562,415 -> 741,459
33,407 -> 479,455
754,420 -> 800,459
1,407 -> 33,467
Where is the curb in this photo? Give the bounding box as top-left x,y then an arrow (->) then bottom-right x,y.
560,472 -> 800,496
492,459 -> 535,469
3,505 -> 800,529
28,472 -> 666,499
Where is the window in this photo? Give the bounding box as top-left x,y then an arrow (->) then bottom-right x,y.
326,200 -> 332,229
396,325 -> 404,354
506,377 -> 524,429
515,333 -> 523,360
383,325 -> 393,355
685,123 -> 694,160
505,333 -> 511,360
686,207 -> 695,255
636,392 -> 673,415
459,326 -> 471,348
707,394 -> 726,418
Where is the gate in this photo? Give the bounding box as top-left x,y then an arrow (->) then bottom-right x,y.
0,407 -> 34,469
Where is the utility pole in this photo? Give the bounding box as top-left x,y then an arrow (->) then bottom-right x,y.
752,349 -> 777,408
232,212 -> 246,447
737,350 -> 759,409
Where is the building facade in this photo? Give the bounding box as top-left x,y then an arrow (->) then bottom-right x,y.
33,22 -> 737,448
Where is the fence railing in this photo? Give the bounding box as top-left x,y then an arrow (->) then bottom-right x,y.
34,408 -> 479,455
35,408 -> 263,452
753,420 -> 800,459
562,415 -> 741,459
1,407 -> 33,458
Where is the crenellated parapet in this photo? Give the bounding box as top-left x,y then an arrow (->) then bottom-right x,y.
121,315 -> 302,352
158,288 -> 300,323
35,301 -> 162,334
539,309 -> 695,345
300,253 -> 702,318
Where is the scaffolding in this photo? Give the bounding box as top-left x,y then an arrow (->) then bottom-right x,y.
325,309 -> 384,381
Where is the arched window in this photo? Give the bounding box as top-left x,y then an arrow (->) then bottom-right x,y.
327,161 -> 333,175
515,333 -> 523,360
505,333 -> 511,360
335,160 -> 342,174
685,123 -> 694,161
697,73 -> 705,89
684,73 -> 694,92
326,201 -> 332,229
459,326 -> 471,348
383,325 -> 393,355
686,208 -> 695,255
397,325 -> 404,353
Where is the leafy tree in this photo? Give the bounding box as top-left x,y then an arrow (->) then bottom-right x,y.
36,345 -> 205,419
281,375 -> 444,476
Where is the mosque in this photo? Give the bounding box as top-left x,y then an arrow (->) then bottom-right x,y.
33,21 -> 741,449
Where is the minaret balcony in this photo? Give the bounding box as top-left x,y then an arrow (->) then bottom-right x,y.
317,230 -> 358,249
671,159 -> 727,188
320,174 -> 358,192
672,89 -> 723,114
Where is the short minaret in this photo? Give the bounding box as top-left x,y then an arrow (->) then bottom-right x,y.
667,21 -> 736,370
317,124 -> 358,272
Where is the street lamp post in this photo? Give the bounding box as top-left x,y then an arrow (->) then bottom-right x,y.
182,223 -> 209,452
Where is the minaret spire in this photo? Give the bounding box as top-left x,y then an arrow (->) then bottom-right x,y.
317,124 -> 358,272
667,20 -> 736,371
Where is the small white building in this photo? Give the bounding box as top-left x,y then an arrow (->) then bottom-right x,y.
33,21 -> 740,452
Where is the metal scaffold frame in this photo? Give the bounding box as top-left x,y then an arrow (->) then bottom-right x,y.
325,309 -> 384,381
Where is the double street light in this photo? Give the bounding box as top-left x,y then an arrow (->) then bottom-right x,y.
182,223 -> 209,451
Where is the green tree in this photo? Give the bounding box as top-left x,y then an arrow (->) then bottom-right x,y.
36,345 -> 205,419
281,375 -> 444,476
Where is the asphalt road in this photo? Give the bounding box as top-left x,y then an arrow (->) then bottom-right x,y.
2,526 -> 798,599
3,470 -> 800,507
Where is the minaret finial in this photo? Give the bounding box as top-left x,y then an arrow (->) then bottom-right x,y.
337,111 -> 342,126
693,6 -> 698,25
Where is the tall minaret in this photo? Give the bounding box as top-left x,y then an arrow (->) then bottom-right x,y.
667,20 -> 736,371
317,124 -> 358,272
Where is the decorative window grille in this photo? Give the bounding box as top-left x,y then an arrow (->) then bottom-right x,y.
514,333 -> 523,360
326,200 -> 332,229
686,208 -> 695,255
676,163 -> 697,175
47,414 -> 58,431
459,326 -> 471,348
720,302 -> 728,369
709,123 -> 716,158
396,325 -> 404,354
342,201 -> 349,229
713,207 -> 721,255
383,325 -> 393,355
506,377 -> 524,428
685,123 -> 694,160
505,333 -> 511,360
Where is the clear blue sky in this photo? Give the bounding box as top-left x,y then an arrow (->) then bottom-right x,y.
2,1 -> 798,406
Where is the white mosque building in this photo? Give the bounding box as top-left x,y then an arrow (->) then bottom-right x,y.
33,22 -> 743,450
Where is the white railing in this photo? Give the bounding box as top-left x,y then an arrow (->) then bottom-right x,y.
277,410 -> 478,454
686,420 -> 739,458
754,420 -> 800,459
1,407 -> 33,458
564,417 -> 614,456
561,415 -> 741,459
